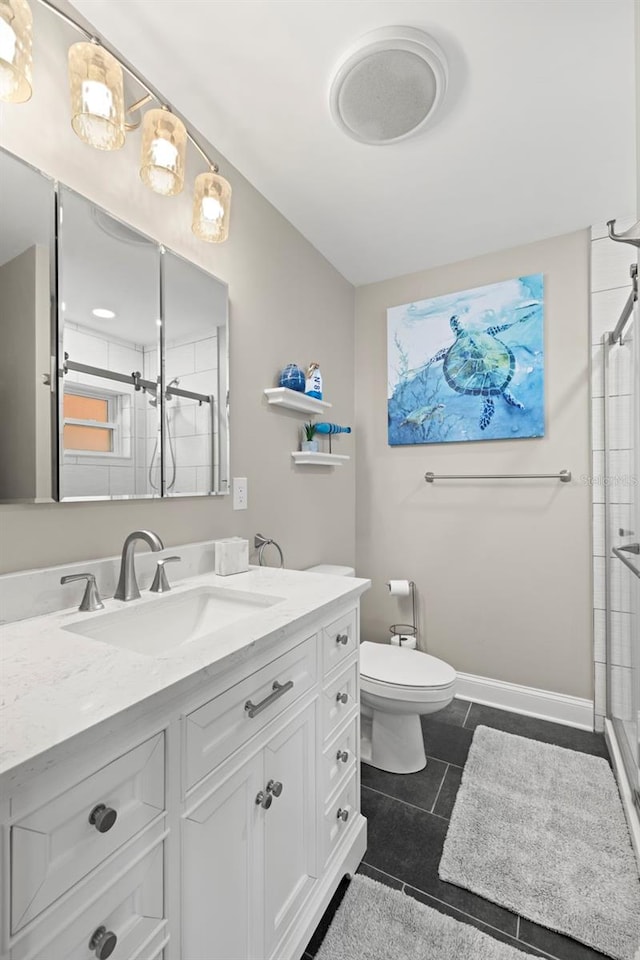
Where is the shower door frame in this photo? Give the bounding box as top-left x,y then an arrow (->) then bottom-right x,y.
602,271 -> 640,857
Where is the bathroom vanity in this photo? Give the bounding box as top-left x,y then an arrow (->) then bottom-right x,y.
0,563 -> 370,960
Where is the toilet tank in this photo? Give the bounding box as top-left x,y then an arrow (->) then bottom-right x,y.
305,564 -> 355,577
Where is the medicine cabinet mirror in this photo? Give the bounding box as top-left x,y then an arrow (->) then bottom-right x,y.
0,148 -> 229,503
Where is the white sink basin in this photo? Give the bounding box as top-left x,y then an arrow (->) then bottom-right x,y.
64,586 -> 284,656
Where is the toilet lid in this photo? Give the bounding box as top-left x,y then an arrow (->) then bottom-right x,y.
360,641 -> 455,688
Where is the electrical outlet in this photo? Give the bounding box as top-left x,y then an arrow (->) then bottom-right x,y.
233,477 -> 248,510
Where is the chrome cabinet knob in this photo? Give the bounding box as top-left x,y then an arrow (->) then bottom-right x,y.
336,807 -> 349,822
255,790 -> 272,809
336,633 -> 349,646
336,691 -> 348,704
89,804 -> 118,833
89,926 -> 118,959
336,749 -> 349,763
266,779 -> 283,798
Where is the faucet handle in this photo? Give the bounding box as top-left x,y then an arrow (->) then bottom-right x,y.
61,573 -> 104,612
150,556 -> 181,594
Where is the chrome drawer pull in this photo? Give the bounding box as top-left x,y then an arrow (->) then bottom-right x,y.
336,633 -> 349,645
89,804 -> 118,833
266,779 -> 283,798
336,691 -> 348,704
245,679 -> 294,719
336,749 -> 349,763
89,926 -> 118,959
255,790 -> 272,809
336,807 -> 349,822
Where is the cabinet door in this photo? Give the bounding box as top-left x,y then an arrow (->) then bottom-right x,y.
263,703 -> 317,958
182,757 -> 264,960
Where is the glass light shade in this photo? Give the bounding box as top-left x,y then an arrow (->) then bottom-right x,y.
140,108 -> 186,196
68,41 -> 125,150
0,0 -> 33,103
192,169 -> 232,243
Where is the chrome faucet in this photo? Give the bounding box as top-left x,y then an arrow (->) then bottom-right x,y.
114,530 -> 164,601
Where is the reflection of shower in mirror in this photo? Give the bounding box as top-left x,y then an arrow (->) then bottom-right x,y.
148,378 -> 179,492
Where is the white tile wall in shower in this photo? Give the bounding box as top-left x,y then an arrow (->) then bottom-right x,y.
591,235 -> 637,293
592,286 -> 632,344
143,333 -> 218,495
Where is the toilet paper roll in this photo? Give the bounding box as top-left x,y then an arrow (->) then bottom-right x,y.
388,579 -> 411,597
390,634 -> 417,649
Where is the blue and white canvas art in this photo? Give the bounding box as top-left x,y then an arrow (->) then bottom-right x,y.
387,274 -> 544,445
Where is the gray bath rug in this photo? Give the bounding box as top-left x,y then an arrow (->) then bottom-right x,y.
315,874 -> 533,960
439,725 -> 640,960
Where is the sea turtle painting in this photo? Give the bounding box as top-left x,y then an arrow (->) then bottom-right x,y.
387,274 -> 544,445
423,311 -> 534,430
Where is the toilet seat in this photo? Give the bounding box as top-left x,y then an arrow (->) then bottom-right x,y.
360,641 -> 455,689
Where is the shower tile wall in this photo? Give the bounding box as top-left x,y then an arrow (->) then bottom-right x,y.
144,331 -> 218,495
591,220 -> 637,731
62,324 -> 147,498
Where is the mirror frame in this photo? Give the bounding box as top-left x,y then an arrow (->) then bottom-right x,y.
0,147 -> 230,503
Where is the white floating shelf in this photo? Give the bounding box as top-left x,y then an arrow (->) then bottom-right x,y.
291,452 -> 350,467
264,387 -> 332,415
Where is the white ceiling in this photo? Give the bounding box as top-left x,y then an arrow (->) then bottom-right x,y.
71,0 -> 637,286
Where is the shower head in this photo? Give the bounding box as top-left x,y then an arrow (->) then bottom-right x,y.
147,378 -> 180,407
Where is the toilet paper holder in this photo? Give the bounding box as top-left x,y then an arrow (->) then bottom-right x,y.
387,579 -> 417,646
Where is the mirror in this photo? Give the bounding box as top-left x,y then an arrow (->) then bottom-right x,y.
0,151 -> 55,502
0,148 -> 230,502
162,251 -> 229,496
58,186 -> 161,500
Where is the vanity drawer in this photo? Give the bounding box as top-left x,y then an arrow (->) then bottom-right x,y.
322,772 -> 358,870
11,733 -> 165,934
322,608 -> 357,677
11,842 -> 165,960
322,716 -> 358,804
321,660 -> 358,744
185,635 -> 316,790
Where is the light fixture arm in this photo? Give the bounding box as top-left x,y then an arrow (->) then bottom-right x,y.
35,0 -> 221,173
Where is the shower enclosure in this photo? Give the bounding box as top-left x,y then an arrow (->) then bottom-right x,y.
603,251 -> 639,830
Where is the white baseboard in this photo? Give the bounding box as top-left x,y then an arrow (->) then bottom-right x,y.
605,718 -> 640,866
455,672 -> 595,731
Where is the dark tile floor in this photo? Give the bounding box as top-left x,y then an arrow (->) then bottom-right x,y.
303,699 -> 611,960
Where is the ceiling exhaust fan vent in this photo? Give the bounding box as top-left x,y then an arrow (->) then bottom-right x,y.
329,27 -> 448,146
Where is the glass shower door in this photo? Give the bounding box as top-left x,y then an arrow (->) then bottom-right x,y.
605,299 -> 640,810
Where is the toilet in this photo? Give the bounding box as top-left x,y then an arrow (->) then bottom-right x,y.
305,564 -> 457,774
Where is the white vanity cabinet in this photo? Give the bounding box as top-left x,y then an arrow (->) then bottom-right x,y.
183,702 -> 317,960
0,597 -> 366,960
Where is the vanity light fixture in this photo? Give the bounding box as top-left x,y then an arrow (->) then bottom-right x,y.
192,165 -> 232,243
0,0 -> 33,103
15,0 -> 232,242
140,106 -> 186,197
91,307 -> 115,319
68,40 -> 125,150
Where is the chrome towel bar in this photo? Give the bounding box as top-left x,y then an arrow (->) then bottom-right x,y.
424,470 -> 572,483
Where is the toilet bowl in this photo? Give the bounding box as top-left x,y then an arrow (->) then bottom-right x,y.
305,564 -> 457,775
360,641 -> 456,773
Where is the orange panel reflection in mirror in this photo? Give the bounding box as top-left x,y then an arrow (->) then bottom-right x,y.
63,393 -> 112,452
63,424 -> 112,452
64,394 -> 108,422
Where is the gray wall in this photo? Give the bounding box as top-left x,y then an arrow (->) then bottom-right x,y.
0,2 -> 355,572
355,230 -> 593,700
0,246 -> 51,501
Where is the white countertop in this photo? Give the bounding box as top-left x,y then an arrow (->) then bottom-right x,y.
0,567 -> 370,785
